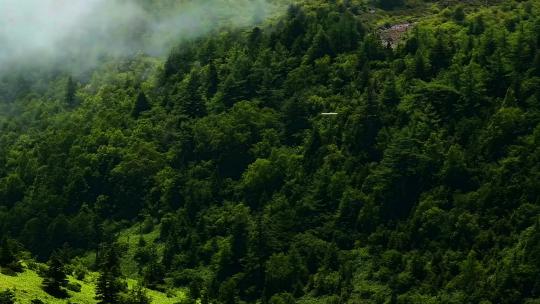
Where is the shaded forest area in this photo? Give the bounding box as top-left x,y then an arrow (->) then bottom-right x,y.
1,0 -> 540,303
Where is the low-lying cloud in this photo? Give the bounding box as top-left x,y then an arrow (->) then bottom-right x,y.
0,0 -> 279,74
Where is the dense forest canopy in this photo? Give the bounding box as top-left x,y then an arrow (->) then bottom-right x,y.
1,0 -> 540,303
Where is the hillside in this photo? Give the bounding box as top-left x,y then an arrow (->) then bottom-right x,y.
0,268 -> 184,303
1,0 -> 540,303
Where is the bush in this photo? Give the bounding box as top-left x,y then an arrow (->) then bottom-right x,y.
120,284 -> 152,304
0,289 -> 15,304
31,299 -> 45,304
0,267 -> 16,277
171,269 -> 202,287
141,217 -> 155,234
7,261 -> 23,273
27,261 -> 40,271
66,282 -> 82,292
72,263 -> 87,280
269,293 -> 295,304
0,262 -> 23,275
35,263 -> 48,277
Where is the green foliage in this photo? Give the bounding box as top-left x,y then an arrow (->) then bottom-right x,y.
1,1 -> 540,304
96,245 -> 126,304
120,284 -> 152,304
0,239 -> 22,274
66,282 -> 82,293
132,91 -> 151,118
374,0 -> 404,11
64,76 -> 77,107
41,252 -> 68,298
0,290 -> 15,304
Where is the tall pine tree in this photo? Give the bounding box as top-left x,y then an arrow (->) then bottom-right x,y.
132,92 -> 151,118
42,251 -> 68,298
64,76 -> 76,107
95,245 -> 125,304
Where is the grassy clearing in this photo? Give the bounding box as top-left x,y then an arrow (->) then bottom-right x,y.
0,268 -> 95,304
0,223 -> 187,303
0,267 -> 185,304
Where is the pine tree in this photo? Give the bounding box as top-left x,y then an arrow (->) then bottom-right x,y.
0,238 -> 15,267
413,50 -> 428,80
328,11 -> 361,53
64,76 -> 76,107
95,245 -> 124,304
42,251 -> 68,298
305,28 -> 333,63
532,50 -> 540,77
206,62 -> 219,97
430,32 -> 449,73
132,92 -> 151,118
453,5 -> 465,22
0,238 -> 21,273
180,70 -> 207,118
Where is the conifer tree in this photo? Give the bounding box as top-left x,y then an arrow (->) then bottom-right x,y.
305,28 -> 333,63
206,62 -> 219,97
42,251 -> 68,298
95,245 -> 124,304
0,238 -> 15,268
0,238 -> 21,273
180,70 -> 207,118
64,76 -> 76,107
132,91 -> 151,118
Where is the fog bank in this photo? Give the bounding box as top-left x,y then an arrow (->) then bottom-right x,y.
0,0 -> 279,73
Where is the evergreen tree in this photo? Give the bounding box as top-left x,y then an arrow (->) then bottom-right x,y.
132,91 -> 151,118
430,32 -> 449,73
206,62 -> 219,97
180,70 -> 207,118
0,238 -> 21,273
95,245 -> 124,304
453,6 -> 465,22
305,28 -> 333,63
42,251 -> 68,298
64,76 -> 76,107
0,238 -> 15,268
413,50 -> 428,79
532,50 -> 540,77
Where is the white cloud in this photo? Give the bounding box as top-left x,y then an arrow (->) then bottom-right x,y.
0,0 -> 278,73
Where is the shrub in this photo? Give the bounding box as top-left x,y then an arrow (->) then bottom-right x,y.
0,289 -> 15,304
120,284 -> 152,304
66,282 -> 82,292
72,263 -> 87,281
0,267 -> 16,277
141,217 -> 155,234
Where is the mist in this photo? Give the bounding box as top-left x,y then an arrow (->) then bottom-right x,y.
0,0 -> 280,74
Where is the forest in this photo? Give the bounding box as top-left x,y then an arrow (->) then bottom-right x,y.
1,0 -> 540,303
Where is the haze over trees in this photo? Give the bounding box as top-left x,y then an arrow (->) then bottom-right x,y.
1,0 -> 540,303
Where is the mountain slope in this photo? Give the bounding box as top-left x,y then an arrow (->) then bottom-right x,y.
1,0 -> 540,303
